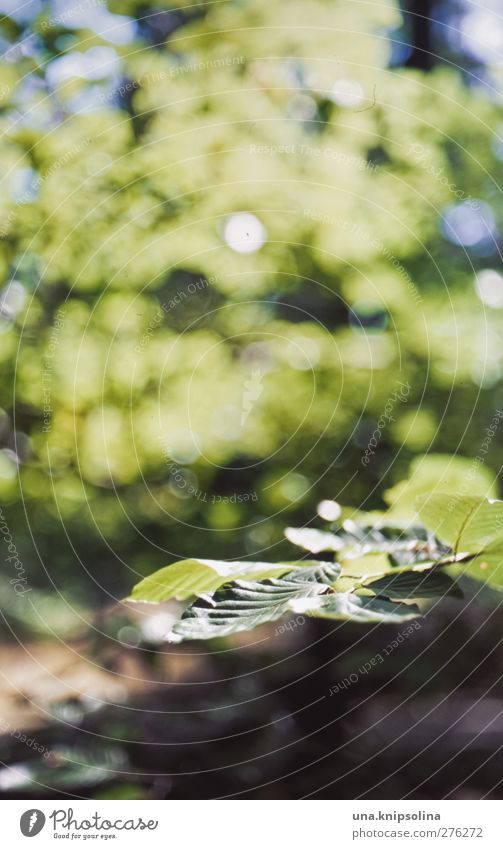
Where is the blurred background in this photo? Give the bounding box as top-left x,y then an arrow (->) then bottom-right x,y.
0,0 -> 503,799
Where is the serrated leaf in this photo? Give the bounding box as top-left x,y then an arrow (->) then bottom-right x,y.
127,559 -> 301,602
292,593 -> 421,623
168,562 -> 341,641
283,561 -> 342,584
334,523 -> 439,566
417,494 -> 503,553
364,569 -> 463,599
284,526 -> 344,553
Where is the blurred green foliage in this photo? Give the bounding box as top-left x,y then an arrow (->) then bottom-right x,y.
0,0 -> 502,612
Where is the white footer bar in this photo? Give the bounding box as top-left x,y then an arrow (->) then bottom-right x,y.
3,799 -> 500,848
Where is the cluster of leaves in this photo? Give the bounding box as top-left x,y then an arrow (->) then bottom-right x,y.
0,0 -> 503,610
128,493 -> 503,642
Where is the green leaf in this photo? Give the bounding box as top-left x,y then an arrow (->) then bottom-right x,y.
417,494 -> 503,553
364,569 -> 463,599
168,562 -> 341,641
417,494 -> 503,591
127,559 -> 300,602
339,553 -> 392,579
293,593 -> 421,623
454,545 -> 503,591
284,561 -> 342,584
284,526 -> 343,553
